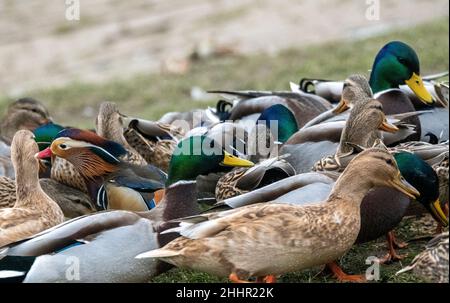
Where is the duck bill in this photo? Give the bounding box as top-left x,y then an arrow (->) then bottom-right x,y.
379,118 -> 399,133
427,199 -> 449,227
332,98 -> 350,114
221,151 -> 254,167
405,73 -> 434,105
35,147 -> 53,159
389,175 -> 420,199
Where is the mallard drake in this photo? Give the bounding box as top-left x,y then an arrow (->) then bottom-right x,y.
281,88 -> 407,173
396,231 -> 449,283
0,180 -> 199,282
299,41 -> 448,142
123,116 -> 184,172
212,147 -> 447,281
0,130 -> 64,247
0,98 -> 51,146
208,89 -> 332,129
0,136 -> 253,282
215,157 -> 296,201
136,147 -> 420,283
37,128 -> 167,212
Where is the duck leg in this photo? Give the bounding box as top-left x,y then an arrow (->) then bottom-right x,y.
229,273 -> 251,283
231,273 -> 277,283
379,231 -> 407,264
326,262 -> 366,283
262,275 -> 277,283
391,231 -> 408,249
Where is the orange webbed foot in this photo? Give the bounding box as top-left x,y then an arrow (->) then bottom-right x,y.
326,262 -> 367,283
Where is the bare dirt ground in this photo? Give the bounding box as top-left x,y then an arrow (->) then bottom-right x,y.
0,0 -> 448,95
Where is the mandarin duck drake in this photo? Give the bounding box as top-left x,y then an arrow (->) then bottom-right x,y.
37,128 -> 167,212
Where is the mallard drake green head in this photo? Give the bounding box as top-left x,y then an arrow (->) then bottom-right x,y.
257,104 -> 298,143
0,98 -> 52,145
369,41 -> 434,105
33,122 -> 65,151
395,152 -> 448,227
166,136 -> 254,186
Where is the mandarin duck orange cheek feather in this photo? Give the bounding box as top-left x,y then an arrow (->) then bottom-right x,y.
36,128 -> 167,212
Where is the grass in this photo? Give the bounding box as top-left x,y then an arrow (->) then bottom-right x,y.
0,18 -> 448,283
1,18 -> 448,128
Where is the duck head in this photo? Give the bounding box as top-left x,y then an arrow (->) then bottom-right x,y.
333,74 -> 373,114
0,98 -> 52,145
335,147 -> 420,200
394,152 -> 448,227
338,99 -> 398,155
36,128 -> 127,179
257,104 -> 298,143
33,122 -> 65,151
166,135 -> 254,186
369,41 -> 434,105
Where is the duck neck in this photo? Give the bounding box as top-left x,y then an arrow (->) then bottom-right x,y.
14,162 -> 46,207
338,112 -> 380,155
328,166 -> 374,205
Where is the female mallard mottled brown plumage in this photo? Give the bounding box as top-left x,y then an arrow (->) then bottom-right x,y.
95,102 -> 147,166
123,117 -> 184,172
0,130 -> 64,247
215,158 -> 295,201
137,147 -> 420,282
396,231 -> 449,283
0,98 -> 51,146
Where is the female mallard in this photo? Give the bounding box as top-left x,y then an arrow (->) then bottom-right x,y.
396,231 -> 449,283
96,102 -> 147,166
123,116 -> 184,172
136,147 -> 420,283
281,87 -> 405,173
213,148 -> 447,281
0,98 -> 52,178
0,136 -> 253,282
0,130 -> 64,247
0,98 -> 51,146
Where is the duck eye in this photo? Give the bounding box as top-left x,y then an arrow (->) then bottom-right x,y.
386,159 -> 393,165
59,144 -> 67,149
398,57 -> 407,65
209,141 -> 215,148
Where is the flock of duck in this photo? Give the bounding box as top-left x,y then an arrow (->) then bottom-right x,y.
0,41 -> 448,283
